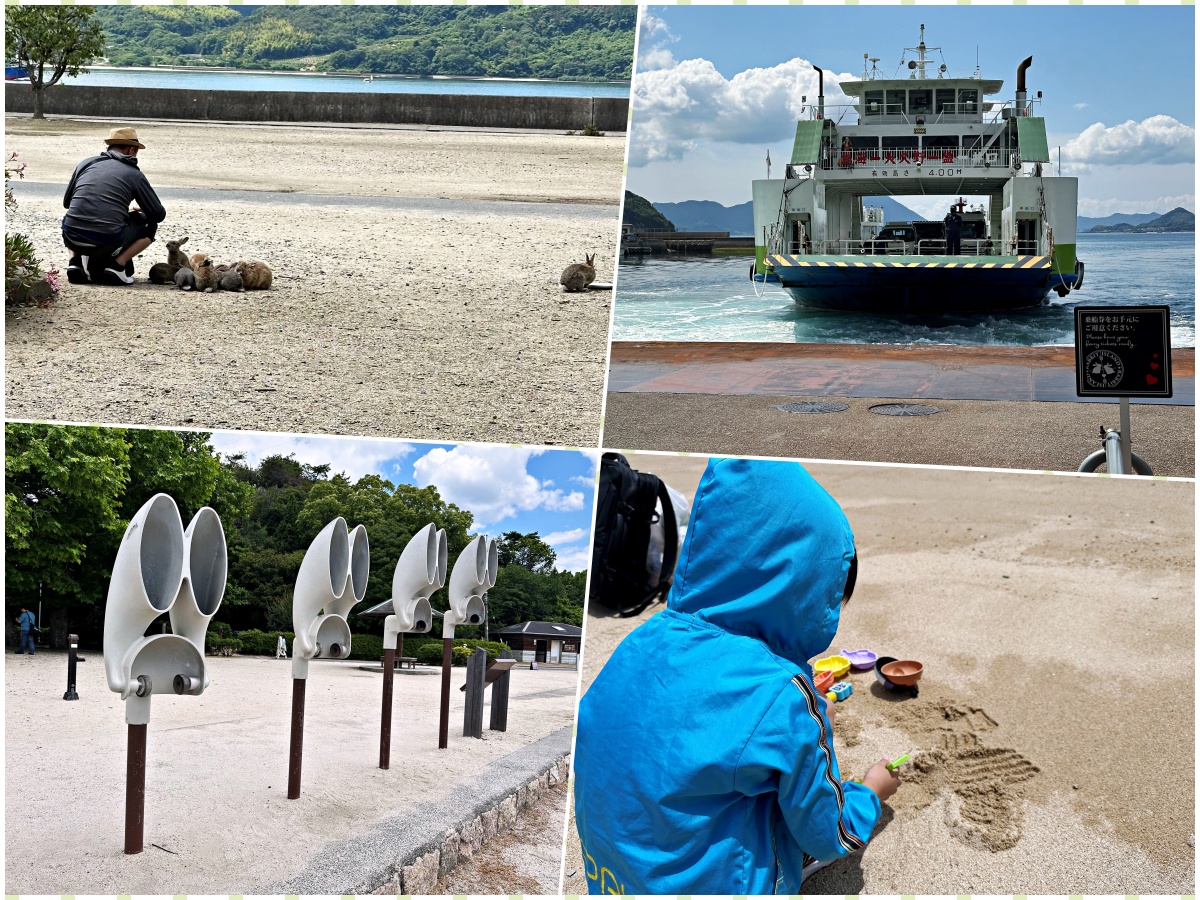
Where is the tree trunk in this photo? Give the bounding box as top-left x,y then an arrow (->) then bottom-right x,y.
32,87 -> 45,120
48,606 -> 70,649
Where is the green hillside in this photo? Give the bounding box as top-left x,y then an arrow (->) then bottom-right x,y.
95,6 -> 636,82
622,191 -> 675,232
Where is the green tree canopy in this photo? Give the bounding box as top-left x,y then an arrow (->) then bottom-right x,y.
6,6 -> 106,118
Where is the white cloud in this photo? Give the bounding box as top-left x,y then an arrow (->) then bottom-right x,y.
636,12 -> 676,72
208,433 -> 414,482
629,57 -> 855,167
554,544 -> 592,573
1073,102 -> 1089,110
1078,194 -> 1195,217
1061,115 -> 1194,169
542,528 -> 588,547
411,446 -> 585,527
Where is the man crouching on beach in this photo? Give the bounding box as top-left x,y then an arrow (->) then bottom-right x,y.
574,457 -> 900,894
62,127 -> 165,286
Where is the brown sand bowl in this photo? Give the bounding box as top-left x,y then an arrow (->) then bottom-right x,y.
880,659 -> 924,686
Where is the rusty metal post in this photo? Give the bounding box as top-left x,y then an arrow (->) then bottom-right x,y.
438,637 -> 453,749
63,632 -> 80,701
125,723 -> 147,854
379,647 -> 395,769
287,677 -> 306,799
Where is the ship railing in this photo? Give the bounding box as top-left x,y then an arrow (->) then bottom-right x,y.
786,239 -> 999,257
822,148 -> 1014,170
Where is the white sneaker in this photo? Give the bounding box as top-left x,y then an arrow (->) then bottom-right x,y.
101,266 -> 135,285
801,858 -> 835,882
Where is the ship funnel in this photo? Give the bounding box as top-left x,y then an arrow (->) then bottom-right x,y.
813,65 -> 824,120
1016,56 -> 1033,112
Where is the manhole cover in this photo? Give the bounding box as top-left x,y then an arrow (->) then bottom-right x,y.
773,401 -> 850,414
869,403 -> 945,416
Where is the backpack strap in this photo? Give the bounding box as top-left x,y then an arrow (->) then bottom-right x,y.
616,477 -> 681,618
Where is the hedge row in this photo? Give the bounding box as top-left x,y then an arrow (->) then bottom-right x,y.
228,629 -> 503,664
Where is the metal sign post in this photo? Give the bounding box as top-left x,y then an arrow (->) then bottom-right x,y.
1074,306 -> 1172,475
63,633 -> 80,701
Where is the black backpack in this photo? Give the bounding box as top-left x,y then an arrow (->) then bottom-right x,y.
590,453 -> 680,617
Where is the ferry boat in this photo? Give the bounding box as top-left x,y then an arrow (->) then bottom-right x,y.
751,27 -> 1084,313
5,64 -> 29,81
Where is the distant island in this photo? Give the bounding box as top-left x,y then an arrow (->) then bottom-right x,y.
94,6 -> 635,82
1087,207 -> 1195,234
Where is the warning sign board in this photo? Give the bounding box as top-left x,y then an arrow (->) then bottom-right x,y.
1074,305 -> 1172,399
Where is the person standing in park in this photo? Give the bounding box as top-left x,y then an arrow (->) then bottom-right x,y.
15,607 -> 37,655
276,634 -> 288,659
62,127 -> 166,286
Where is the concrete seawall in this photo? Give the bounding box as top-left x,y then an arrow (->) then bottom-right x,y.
6,84 -> 629,132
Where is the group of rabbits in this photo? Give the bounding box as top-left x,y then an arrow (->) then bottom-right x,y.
148,237 -> 273,293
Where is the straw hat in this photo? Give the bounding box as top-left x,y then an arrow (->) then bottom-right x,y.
104,127 -> 145,149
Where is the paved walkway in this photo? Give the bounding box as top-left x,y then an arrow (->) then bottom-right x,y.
609,342 -> 1195,405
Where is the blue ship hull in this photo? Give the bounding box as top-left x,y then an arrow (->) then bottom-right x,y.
765,253 -> 1066,313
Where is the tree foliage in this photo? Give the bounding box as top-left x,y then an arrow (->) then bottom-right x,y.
5,424 -> 586,650
6,6 -> 107,118
95,6 -> 635,81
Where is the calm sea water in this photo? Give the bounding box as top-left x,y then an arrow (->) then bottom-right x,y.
65,67 -> 630,98
612,232 -> 1196,348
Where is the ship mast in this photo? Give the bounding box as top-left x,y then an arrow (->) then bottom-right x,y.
902,24 -> 941,79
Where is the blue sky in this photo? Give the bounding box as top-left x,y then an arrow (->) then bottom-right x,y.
629,6 -> 1195,218
207,432 -> 598,571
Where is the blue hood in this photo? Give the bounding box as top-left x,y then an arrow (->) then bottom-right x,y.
668,457 -> 856,667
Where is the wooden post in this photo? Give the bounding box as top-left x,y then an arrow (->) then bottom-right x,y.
379,647 -> 395,769
438,638 -> 453,749
463,647 -> 486,738
287,677 -> 306,799
489,667 -> 511,733
124,723 -> 147,855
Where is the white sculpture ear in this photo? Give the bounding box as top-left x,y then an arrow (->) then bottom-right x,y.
292,518 -> 368,678
444,535 -> 495,638
384,523 -> 444,647
103,495 -> 225,723
171,507 -> 227,691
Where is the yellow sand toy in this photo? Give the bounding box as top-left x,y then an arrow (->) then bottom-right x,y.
814,654 -> 851,679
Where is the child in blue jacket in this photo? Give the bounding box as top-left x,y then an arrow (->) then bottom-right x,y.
574,458 -> 900,894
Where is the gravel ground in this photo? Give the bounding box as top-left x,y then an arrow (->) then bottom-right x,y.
565,455 -> 1194,893
4,654 -> 578,894
4,116 -> 624,445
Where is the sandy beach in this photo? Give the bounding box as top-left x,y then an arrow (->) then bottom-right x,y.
4,653 -> 577,894
4,117 -> 623,444
563,455 -> 1194,893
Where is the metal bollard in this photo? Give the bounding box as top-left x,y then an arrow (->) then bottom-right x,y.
63,633 -> 80,701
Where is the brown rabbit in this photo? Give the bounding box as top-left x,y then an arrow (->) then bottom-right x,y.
194,257 -> 219,293
560,253 -> 596,292
149,236 -> 192,284
236,259 -> 273,290
189,251 -> 209,270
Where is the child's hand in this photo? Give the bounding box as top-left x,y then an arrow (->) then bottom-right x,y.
862,759 -> 900,802
822,694 -> 837,728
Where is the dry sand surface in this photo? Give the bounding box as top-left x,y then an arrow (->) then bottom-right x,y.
5,116 -> 624,444
4,654 -> 578,893
565,454 -> 1194,893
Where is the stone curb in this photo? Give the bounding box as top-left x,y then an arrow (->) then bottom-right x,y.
262,724 -> 572,894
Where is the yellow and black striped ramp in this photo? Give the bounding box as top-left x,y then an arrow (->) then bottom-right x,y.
766,254 -> 1050,270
